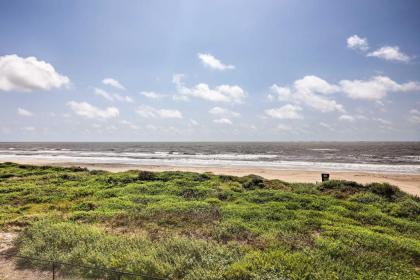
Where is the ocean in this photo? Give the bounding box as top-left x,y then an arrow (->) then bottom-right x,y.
0,142 -> 420,174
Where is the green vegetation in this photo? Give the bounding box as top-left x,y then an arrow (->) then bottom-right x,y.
0,162 -> 419,279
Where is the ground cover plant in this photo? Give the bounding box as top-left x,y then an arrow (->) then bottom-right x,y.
0,162 -> 419,279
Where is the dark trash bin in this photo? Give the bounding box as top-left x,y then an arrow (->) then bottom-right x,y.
321,173 -> 330,182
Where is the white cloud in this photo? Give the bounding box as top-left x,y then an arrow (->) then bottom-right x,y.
296,87 -> 344,113
347,35 -> 411,63
213,118 -> 232,125
172,94 -> 190,101
102,78 -> 125,90
208,106 -> 240,117
136,105 -> 183,119
292,76 -> 344,113
340,76 -> 420,101
173,74 -> 245,103
367,46 -> 410,62
140,91 -> 165,99
158,109 -> 183,119
408,109 -> 420,124
294,75 -> 340,95
265,104 -> 303,119
94,88 -> 133,103
0,54 -> 70,92
339,114 -> 355,122
67,101 -> 119,119
269,76 -> 344,113
17,107 -> 34,117
269,85 -> 291,101
190,84 -> 245,103
346,35 -> 369,51
270,75 -> 420,113
197,53 -> 235,71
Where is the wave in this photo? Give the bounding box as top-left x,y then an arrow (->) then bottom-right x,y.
0,150 -> 279,161
308,148 -> 340,151
0,153 -> 419,174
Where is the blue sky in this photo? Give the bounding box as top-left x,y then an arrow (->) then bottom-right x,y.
1,0 -> 420,141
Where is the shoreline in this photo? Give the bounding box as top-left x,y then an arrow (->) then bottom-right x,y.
3,159 -> 420,196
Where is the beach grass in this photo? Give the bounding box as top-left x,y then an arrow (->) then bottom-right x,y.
0,162 -> 419,279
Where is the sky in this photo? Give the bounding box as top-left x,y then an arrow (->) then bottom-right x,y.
0,0 -> 420,141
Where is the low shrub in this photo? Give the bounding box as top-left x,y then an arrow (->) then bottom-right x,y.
242,175 -> 266,190
137,170 -> 156,181
0,163 -> 418,279
318,180 -> 366,198
368,183 -> 402,200
389,199 -> 420,219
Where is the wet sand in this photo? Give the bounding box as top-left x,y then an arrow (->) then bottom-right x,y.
4,159 -> 420,197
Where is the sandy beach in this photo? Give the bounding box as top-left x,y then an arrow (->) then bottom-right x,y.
4,159 -> 420,197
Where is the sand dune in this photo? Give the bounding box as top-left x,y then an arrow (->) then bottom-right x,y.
4,159 -> 419,197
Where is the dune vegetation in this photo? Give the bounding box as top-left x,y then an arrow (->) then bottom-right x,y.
0,162 -> 419,279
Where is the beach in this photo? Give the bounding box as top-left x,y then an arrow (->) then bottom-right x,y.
1,142 -> 419,196
4,158 -> 420,196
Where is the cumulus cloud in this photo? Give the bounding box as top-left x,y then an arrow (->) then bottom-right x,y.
294,75 -> 340,95
102,78 -> 125,90
347,35 -> 411,63
265,104 -> 303,119
94,88 -> 133,103
173,74 -> 245,103
271,75 -> 420,108
140,91 -> 165,99
339,76 -> 420,101
213,118 -> 232,125
136,105 -> 183,119
367,46 -> 411,62
208,106 -> 240,117
17,107 -> 34,117
269,85 -> 291,101
269,76 -> 344,113
67,101 -> 119,119
0,54 -> 70,92
346,35 -> 369,51
197,53 -> 235,71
